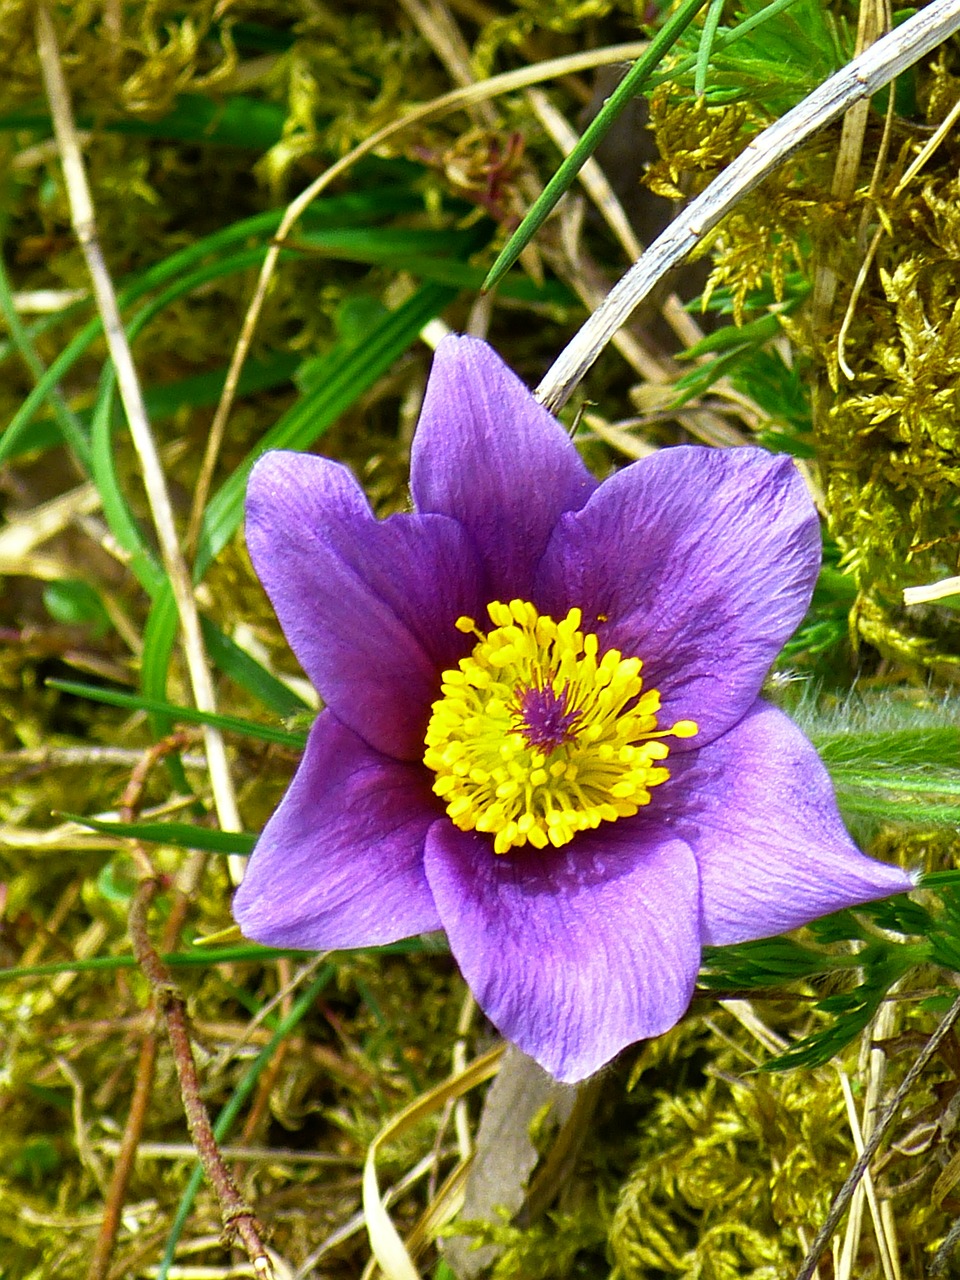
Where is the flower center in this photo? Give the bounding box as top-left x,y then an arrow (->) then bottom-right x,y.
423,599 -> 697,855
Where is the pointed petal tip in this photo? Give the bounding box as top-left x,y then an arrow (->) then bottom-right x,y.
671,702 -> 920,946
413,335 -> 596,597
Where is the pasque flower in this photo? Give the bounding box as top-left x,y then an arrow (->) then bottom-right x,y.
234,335 -> 913,1082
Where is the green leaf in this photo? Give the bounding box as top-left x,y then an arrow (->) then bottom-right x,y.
814,726 -> 960,769
45,678 -> 308,747
0,93 -> 287,150
761,951 -> 911,1072
680,312 -> 783,359
42,580 -> 111,637
652,0 -> 846,111
700,935 -> 847,989
61,812 -> 257,855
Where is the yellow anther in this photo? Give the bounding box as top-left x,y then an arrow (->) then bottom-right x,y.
423,600 -> 699,854
671,719 -> 699,738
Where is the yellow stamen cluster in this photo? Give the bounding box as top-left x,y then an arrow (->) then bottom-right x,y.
423,599 -> 697,854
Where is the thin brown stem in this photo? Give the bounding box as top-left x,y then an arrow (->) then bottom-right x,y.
128,879 -> 273,1276
86,737 -> 207,1280
85,1034 -> 159,1280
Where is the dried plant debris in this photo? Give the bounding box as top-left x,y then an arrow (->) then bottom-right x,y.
1,1 -> 960,1278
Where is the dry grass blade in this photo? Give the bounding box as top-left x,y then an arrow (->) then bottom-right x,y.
525,86 -> 704,353
904,575 -> 960,604
362,1045 -> 504,1280
33,3 -> 242,846
810,0 -> 888,324
795,990 -> 960,1280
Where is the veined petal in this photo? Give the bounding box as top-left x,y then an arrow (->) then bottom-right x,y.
424,821 -> 701,1082
246,450 -> 483,760
660,701 -> 916,946
410,334 -> 597,599
233,712 -> 441,949
537,446 -> 820,748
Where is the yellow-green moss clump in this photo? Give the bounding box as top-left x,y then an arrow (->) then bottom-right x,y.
644,50 -> 960,674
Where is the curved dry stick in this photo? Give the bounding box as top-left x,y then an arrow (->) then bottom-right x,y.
537,0 -> 960,411
128,878 -> 273,1278
184,39 -> 650,554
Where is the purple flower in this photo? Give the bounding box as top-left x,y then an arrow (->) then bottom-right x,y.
233,335 -> 914,1083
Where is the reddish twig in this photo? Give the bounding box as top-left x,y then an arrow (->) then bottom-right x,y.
86,1033 -> 159,1280
128,879 -> 272,1273
87,733 -> 237,1280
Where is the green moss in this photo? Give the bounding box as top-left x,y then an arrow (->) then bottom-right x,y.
645,44 -> 960,672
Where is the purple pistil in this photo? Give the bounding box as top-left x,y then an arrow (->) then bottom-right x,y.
515,684 -> 581,751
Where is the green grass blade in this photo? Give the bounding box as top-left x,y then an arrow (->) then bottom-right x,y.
61,813 -> 257,855
695,0 -> 727,96
0,939 -> 438,983
0,312 -> 104,466
139,585 -> 187,789
0,252 -> 91,465
0,946 -> 313,982
46,679 -> 308,747
89,381 -> 166,597
0,287 -> 90,367
200,619 -> 312,718
1,191 -> 426,466
482,0 -> 710,292
140,580 -> 310,723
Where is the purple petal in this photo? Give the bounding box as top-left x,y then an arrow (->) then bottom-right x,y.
660,701 -> 916,946
233,712 -> 441,949
246,450 -> 484,760
536,446 -> 820,748
410,335 -> 597,599
424,821 -> 701,1082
